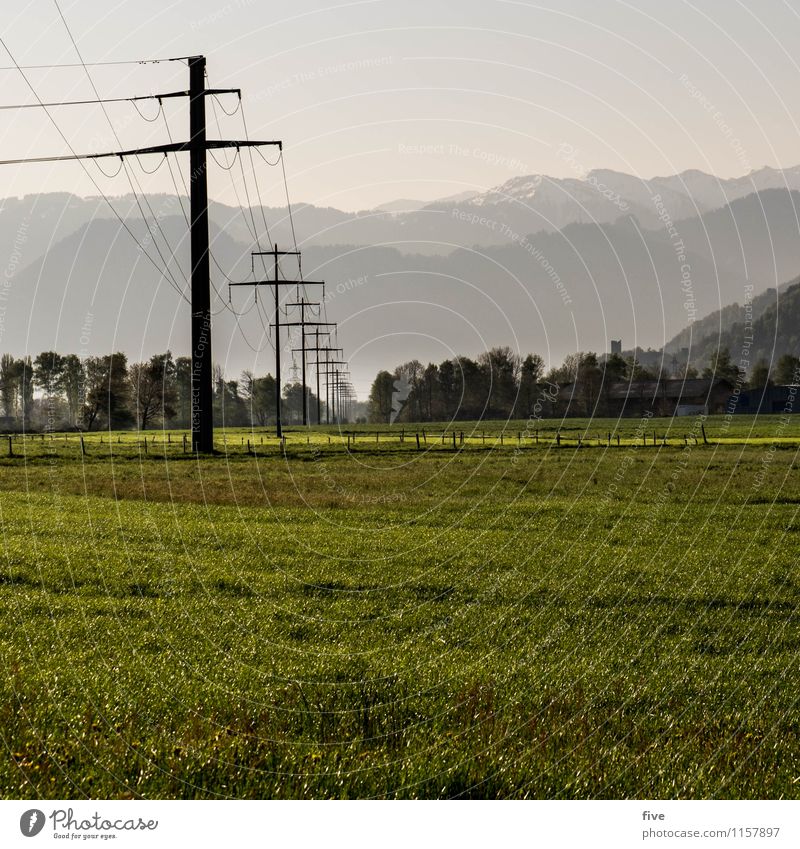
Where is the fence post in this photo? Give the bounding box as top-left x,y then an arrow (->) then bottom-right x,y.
7,436 -> 12,457
556,432 -> 561,447
701,424 -> 708,445
453,431 -> 457,450
416,433 -> 420,450
80,434 -> 87,456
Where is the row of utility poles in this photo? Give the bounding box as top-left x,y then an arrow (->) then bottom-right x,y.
229,245 -> 353,435
1,52 -> 354,449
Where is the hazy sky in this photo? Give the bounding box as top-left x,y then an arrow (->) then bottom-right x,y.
3,0 -> 800,210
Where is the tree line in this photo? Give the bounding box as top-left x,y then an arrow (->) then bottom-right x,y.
367,347 -> 800,423
0,350 -> 321,431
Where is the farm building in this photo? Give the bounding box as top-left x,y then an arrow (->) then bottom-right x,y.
731,384 -> 800,415
558,377 -> 734,417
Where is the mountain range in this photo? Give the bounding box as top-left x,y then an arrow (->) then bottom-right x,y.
2,164 -> 800,394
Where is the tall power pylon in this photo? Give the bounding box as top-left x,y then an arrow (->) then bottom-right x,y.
0,54 -> 281,453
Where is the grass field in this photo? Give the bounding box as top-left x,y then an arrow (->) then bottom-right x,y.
1,414 -> 800,798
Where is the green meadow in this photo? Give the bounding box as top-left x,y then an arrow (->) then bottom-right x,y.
1,414 -> 799,798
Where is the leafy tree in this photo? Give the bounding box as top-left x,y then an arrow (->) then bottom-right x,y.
454,356 -> 485,419
479,347 -> 520,419
33,351 -> 65,398
749,359 -> 772,388
241,372 -> 276,426
774,353 -> 800,385
544,352 -> 577,386
419,363 -> 439,421
368,370 -> 394,423
603,352 -> 628,382
702,347 -> 744,384
130,352 -> 177,430
18,357 -> 33,428
517,353 -> 544,418
83,353 -> 131,430
437,358 -> 459,420
577,352 -> 602,415
0,353 -> 18,418
626,357 -> 656,380
393,360 -> 424,422
174,356 -> 192,427
61,355 -> 85,426
282,382 -> 317,425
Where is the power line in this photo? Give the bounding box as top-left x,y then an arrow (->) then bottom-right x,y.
211,92 -> 241,118
208,89 -> 259,245
0,91 -> 184,110
280,152 -> 299,255
239,100 -> 275,274
160,94 -> 272,352
0,58 -> 181,70
0,33 -> 190,303
0,41 -> 282,449
54,0 -> 189,295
